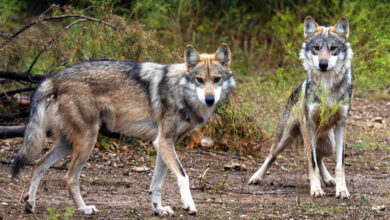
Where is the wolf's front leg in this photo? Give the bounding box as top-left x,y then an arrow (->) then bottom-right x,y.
307,147 -> 324,197
153,125 -> 197,215
334,122 -> 350,199
149,153 -> 174,216
301,124 -> 324,197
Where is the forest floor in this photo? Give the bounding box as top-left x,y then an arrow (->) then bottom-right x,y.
0,97 -> 389,219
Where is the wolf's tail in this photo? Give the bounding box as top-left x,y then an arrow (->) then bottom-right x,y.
12,79 -> 55,178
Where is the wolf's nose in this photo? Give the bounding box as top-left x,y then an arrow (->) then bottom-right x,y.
319,60 -> 328,71
205,95 -> 214,107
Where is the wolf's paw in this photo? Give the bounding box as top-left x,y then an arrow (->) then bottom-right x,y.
183,204 -> 197,215
154,206 -> 175,217
182,201 -> 197,215
24,195 -> 35,213
324,178 -> 336,187
248,175 -> 263,185
336,188 -> 350,199
78,205 -> 99,215
311,188 -> 325,197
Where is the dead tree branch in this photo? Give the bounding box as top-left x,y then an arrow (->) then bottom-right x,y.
0,87 -> 35,98
0,124 -> 123,139
26,18 -> 87,73
0,125 -> 25,138
1,14 -> 123,48
0,71 -> 45,83
1,12 -> 129,83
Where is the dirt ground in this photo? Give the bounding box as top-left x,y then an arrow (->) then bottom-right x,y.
0,97 -> 389,219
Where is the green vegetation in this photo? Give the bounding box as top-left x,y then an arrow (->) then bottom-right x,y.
45,206 -> 75,220
1,0 -> 389,153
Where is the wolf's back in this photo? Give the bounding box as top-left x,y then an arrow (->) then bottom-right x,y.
12,79 -> 55,178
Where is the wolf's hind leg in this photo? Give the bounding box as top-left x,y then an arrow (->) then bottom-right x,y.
64,133 -> 98,215
149,153 -> 174,216
248,129 -> 294,185
24,136 -> 72,213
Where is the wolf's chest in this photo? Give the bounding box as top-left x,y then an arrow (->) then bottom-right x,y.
308,103 -> 347,133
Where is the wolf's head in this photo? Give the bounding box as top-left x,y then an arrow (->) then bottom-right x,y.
183,44 -> 236,108
300,16 -> 352,75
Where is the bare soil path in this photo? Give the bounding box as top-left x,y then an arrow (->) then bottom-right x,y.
0,97 -> 389,219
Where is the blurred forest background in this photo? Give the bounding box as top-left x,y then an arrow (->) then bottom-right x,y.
0,0 -> 389,155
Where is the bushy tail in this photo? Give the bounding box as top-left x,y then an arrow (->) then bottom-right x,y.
12,80 -> 54,178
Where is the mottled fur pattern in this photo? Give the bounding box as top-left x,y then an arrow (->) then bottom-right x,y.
249,17 -> 353,199
12,44 -> 235,216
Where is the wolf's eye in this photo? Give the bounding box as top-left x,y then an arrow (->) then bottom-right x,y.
313,45 -> 320,51
330,46 -> 337,51
196,77 -> 204,84
213,77 -> 221,83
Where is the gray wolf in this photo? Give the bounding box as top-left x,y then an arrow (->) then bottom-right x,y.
248,17 -> 353,199
12,44 -> 236,216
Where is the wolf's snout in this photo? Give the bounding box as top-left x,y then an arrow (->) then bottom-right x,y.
205,95 -> 215,107
319,60 -> 328,72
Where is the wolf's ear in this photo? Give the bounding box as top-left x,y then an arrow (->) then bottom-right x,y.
215,43 -> 231,67
185,45 -> 200,69
304,16 -> 320,39
331,17 -> 349,41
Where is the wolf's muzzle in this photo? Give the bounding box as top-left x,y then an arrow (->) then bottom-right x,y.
319,60 -> 328,72
205,95 -> 215,107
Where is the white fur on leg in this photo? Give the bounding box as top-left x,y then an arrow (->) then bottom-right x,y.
248,154 -> 273,184
153,205 -> 174,217
309,148 -> 325,197
150,154 -> 174,216
177,175 -> 197,215
335,167 -> 350,199
319,160 -> 336,186
151,188 -> 174,217
78,205 -> 99,215
334,124 -> 350,199
310,170 -> 325,197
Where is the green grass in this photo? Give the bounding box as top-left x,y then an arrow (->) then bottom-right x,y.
349,129 -> 390,151
45,206 -> 75,220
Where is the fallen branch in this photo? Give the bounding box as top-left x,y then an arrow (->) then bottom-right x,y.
198,166 -> 210,191
0,124 -> 124,139
0,71 -> 44,83
0,87 -> 35,98
0,125 -> 25,138
0,187 -> 23,206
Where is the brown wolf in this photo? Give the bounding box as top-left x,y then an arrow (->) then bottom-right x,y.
12,44 -> 236,216
249,17 -> 353,199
